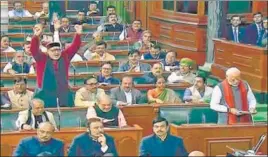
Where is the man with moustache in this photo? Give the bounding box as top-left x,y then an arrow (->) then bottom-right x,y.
30,23 -> 82,107
13,122 -> 64,156
75,76 -> 105,107
103,13 -> 123,32
139,117 -> 204,156
110,76 -> 144,106
68,117 -> 118,156
210,67 -> 257,124
119,20 -> 143,41
90,41 -> 115,61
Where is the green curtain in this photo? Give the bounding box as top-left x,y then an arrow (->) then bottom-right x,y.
49,1 -> 65,21
103,1 -> 130,23
228,1 -> 252,14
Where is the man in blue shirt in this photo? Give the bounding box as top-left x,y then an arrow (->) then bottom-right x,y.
139,116 -> 204,156
138,63 -> 164,84
13,122 -> 64,156
142,44 -> 166,60
68,117 -> 118,156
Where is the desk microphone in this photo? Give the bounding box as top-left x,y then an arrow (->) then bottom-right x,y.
127,40 -> 130,52
56,98 -> 61,131
5,51 -> 8,63
90,16 -> 93,25
20,24 -> 23,34
252,134 -> 266,153
202,113 -> 206,124
85,61 -> 89,73
250,112 -> 255,126
70,62 -> 77,86
112,32 -> 116,41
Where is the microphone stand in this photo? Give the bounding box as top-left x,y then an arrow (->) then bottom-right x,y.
70,63 -> 76,86
56,98 -> 61,131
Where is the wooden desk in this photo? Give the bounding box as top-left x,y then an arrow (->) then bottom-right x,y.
170,123 -> 268,156
212,39 -> 267,93
0,103 -> 206,137
0,125 -> 143,156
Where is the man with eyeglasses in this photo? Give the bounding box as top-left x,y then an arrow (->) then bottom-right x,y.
68,118 -> 118,156
86,94 -> 127,128
97,62 -> 120,85
30,23 -> 82,107
75,76 -> 105,107
13,122 -> 63,156
15,98 -> 57,131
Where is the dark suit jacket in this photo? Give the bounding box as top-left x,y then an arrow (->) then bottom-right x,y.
245,23 -> 264,45
68,133 -> 118,157
226,26 -> 245,43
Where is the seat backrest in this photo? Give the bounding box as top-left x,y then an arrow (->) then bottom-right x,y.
159,105 -> 218,125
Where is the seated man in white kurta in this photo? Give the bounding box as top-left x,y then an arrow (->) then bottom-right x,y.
183,75 -> 213,103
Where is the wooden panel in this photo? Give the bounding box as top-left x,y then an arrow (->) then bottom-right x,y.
212,39 -> 267,93
135,1 -> 148,29
0,126 -> 142,156
170,124 -> 267,156
206,137 -> 253,156
121,105 -> 158,136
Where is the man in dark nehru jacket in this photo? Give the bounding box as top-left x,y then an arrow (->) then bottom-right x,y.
30,23 -> 82,107
68,117 -> 118,156
139,116 -> 205,156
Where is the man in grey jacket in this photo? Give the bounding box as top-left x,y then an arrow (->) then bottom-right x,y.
110,76 -> 145,106
118,49 -> 151,72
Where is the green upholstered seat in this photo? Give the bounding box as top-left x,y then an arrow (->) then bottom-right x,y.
0,109 -> 88,131
159,106 -> 218,125
254,104 -> 267,122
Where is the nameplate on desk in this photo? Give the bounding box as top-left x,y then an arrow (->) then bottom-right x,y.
180,123 -> 218,127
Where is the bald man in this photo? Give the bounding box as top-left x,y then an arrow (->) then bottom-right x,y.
210,67 -> 257,124
16,98 -> 57,131
86,94 -> 127,128
13,122 -> 64,156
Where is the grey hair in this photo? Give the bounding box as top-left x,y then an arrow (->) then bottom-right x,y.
226,67 -> 241,76
31,98 -> 45,108
96,94 -> 111,103
38,121 -> 55,132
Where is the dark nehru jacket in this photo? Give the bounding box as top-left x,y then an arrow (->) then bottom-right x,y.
94,105 -> 119,127
68,132 -> 118,156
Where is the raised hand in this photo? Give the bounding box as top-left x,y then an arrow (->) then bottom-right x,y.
74,24 -> 83,34
33,24 -> 43,37
54,20 -> 61,31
